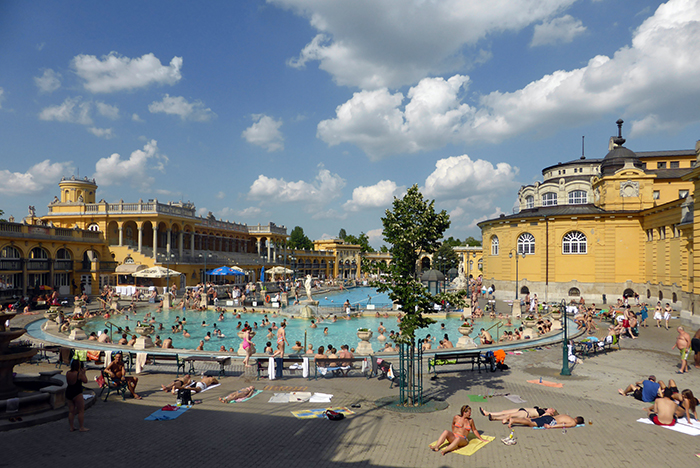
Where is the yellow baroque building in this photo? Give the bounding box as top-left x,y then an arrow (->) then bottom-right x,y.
479,120 -> 700,322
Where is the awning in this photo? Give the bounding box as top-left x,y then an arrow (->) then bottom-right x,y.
115,264 -> 147,274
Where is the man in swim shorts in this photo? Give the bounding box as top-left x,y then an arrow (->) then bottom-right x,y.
672,327 -> 691,374
507,413 -> 583,429
648,388 -> 678,426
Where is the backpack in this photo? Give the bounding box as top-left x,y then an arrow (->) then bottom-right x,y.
176,388 -> 192,406
325,410 -> 345,421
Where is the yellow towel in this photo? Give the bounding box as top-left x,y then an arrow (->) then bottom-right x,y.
430,434 -> 495,456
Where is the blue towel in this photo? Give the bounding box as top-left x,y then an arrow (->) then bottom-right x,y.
145,406 -> 191,421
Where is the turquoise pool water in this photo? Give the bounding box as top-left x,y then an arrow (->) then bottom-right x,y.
316,286 -> 392,308
73,305 -> 521,354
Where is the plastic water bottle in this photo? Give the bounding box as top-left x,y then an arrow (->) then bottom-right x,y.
509,429 -> 514,440
539,376 -> 543,383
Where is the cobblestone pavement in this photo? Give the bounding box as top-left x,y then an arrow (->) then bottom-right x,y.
5,311 -> 700,468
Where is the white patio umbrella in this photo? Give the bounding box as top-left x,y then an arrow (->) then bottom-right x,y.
131,266 -> 182,278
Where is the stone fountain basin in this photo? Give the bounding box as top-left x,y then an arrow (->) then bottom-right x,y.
0,328 -> 27,342
0,347 -> 38,366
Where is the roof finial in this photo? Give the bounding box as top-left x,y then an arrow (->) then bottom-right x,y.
581,135 -> 585,160
613,119 -> 626,146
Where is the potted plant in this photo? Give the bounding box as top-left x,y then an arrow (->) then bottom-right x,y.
458,322 -> 473,336
357,328 -> 373,341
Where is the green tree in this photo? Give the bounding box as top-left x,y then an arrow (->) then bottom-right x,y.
433,243 -> 459,274
463,236 -> 482,247
288,226 -> 313,250
379,245 -> 389,253
344,232 -> 374,253
338,228 -> 347,240
373,185 -> 463,406
443,236 -> 462,248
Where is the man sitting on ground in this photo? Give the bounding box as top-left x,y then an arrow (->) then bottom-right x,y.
619,375 -> 664,402
647,387 -> 678,426
508,413 -> 584,429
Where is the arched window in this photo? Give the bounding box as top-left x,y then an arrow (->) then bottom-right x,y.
647,289 -> 651,299
87,223 -> 100,232
1,246 -> 20,258
478,259 -> 483,270
29,247 -> 48,259
56,248 -> 71,259
491,236 -> 499,256
568,287 -> 580,296
568,190 -> 587,204
542,192 -> 557,206
525,196 -> 534,209
518,233 -> 535,255
672,292 -> 678,303
562,231 -> 587,254
659,291 -> 663,301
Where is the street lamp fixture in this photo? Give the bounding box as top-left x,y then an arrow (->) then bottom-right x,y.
509,250 -> 526,299
199,251 -> 212,285
560,299 -> 571,376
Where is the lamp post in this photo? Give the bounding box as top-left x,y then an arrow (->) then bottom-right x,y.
199,251 -> 211,285
560,298 -> 571,376
509,249 -> 526,299
165,253 -> 175,293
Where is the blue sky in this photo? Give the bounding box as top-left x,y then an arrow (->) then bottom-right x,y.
2,0 -> 700,248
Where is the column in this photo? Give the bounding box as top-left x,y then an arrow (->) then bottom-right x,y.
166,228 -> 172,255
267,240 -> 271,260
179,231 -> 184,258
118,225 -> 123,246
190,232 -> 195,256
256,239 -> 261,256
138,226 -> 143,253
153,227 -> 158,260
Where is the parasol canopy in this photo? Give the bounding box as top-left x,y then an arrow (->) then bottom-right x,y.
131,266 -> 182,278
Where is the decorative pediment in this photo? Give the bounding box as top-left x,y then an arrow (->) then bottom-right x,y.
620,180 -> 639,197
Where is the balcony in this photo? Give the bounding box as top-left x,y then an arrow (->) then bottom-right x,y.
26,259 -> 49,271
0,259 -> 22,271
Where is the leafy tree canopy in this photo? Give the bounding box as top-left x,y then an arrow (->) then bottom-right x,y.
433,243 -> 459,273
463,236 -> 482,247
288,226 -> 313,250
343,232 -> 374,253
338,228 -> 347,240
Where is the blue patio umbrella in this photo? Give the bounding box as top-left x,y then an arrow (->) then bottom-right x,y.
259,266 -> 265,282
206,266 -> 244,276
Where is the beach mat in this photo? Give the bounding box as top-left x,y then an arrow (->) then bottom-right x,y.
637,417 -> 700,436
145,406 -> 190,421
430,434 -> 495,456
527,379 -> 564,388
292,407 -> 355,419
468,395 -> 488,402
504,394 -> 527,404
227,389 -> 262,403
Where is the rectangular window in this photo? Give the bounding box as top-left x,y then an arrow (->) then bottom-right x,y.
670,161 -> 679,168
653,191 -> 660,200
657,162 -> 667,169
658,227 -> 666,240
641,163 -> 647,169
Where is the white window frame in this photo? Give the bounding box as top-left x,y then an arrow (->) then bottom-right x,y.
542,192 -> 558,206
562,231 -> 587,254
491,236 -> 499,256
568,190 -> 587,205
518,233 -> 535,255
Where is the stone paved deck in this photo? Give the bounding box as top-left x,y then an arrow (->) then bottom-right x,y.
5,309 -> 700,467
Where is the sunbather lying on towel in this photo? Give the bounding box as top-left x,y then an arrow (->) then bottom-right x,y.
190,376 -> 219,393
161,375 -> 193,393
480,406 -> 558,424
219,386 -> 256,403
508,413 -> 584,429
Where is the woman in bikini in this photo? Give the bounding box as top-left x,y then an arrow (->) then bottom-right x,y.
272,322 -> 288,358
242,326 -> 254,367
480,406 -> 557,424
429,405 -> 486,455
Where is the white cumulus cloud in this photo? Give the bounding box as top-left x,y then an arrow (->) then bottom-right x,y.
148,94 -> 215,122
423,155 -> 519,201
248,167 -> 345,207
0,160 -> 74,195
343,180 -> 405,211
531,15 -> 586,47
318,0 -> 700,156
73,52 -> 182,93
96,101 -> 119,119
39,97 -> 93,125
34,69 -> 62,93
88,127 -> 115,139
93,140 -> 168,190
275,0 -> 576,88
241,114 -> 284,152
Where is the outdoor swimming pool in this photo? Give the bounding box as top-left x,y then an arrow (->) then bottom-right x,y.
66,303 -> 521,354
316,286 -> 393,308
